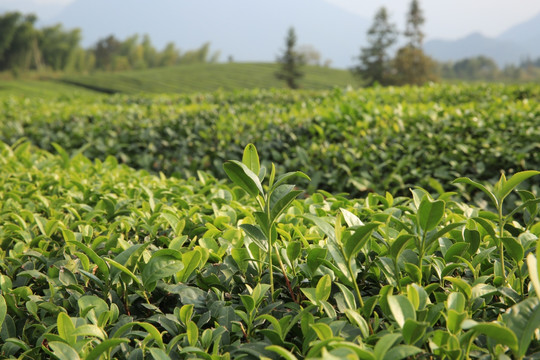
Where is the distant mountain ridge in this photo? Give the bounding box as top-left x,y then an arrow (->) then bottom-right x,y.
425,10 -> 540,66
51,0 -> 370,68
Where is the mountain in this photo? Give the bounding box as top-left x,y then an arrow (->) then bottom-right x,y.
424,33 -> 528,66
425,10 -> 540,66
50,0 -> 369,68
498,11 -> 540,56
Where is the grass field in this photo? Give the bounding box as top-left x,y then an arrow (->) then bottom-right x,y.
59,62 -> 357,94
0,78 -> 98,97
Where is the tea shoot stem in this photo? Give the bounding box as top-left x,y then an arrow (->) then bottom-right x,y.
498,206 -> 506,284
348,260 -> 364,308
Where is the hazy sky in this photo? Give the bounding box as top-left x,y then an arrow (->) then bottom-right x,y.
2,0 -> 540,40
325,0 -> 540,39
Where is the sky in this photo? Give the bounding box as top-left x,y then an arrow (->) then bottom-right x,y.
325,0 -> 540,39
2,0 -> 540,41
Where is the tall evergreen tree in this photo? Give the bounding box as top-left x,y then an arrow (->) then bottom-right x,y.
352,7 -> 397,86
275,27 -> 304,89
404,0 -> 425,49
392,0 -> 437,85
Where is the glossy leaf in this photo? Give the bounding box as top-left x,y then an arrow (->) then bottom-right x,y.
388,295 -> 416,328
0,295 -> 6,330
502,297 -> 540,358
142,250 -> 185,289
496,170 -> 540,204
500,237 -> 524,263
315,274 -> 332,302
417,198 -> 445,232
47,342 -> 80,360
453,177 -> 498,209
343,223 -> 379,260
461,320 -> 518,353
223,160 -> 263,197
242,143 -> 260,176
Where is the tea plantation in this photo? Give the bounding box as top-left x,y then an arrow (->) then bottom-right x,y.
1,83 -> 538,200
0,83 -> 540,359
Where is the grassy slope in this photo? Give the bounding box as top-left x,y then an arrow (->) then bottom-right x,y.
0,78 -> 99,97
61,62 -> 357,94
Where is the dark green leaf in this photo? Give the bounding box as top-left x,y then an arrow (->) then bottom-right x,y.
402,319 -> 428,345
502,297 -> 540,358
382,345 -> 422,360
270,188 -> 302,223
343,223 -> 378,260
142,251 -> 185,289
240,224 -> 268,252
461,320 -> 518,353
500,237 -> 524,263
223,160 -> 263,197
453,177 -> 498,209
417,198 -> 445,232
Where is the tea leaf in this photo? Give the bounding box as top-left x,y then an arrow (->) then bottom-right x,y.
47,342 -> 80,360
242,143 -> 260,176
223,160 -> 263,197
417,198 -> 445,232
388,295 -> 416,328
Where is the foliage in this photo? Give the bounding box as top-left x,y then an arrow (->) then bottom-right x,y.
441,56 -> 499,81
0,83 -> 538,207
0,11 -> 219,74
391,0 -> 437,85
352,7 -> 398,86
353,1 -> 437,86
403,0 -> 425,50
275,27 -> 305,89
0,142 -> 539,359
0,12 -> 39,73
391,46 -> 438,85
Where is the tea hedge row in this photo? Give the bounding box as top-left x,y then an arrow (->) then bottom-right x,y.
1,83 -> 539,201
0,142 -> 539,359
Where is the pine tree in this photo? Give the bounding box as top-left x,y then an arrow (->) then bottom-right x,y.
392,0 -> 437,85
275,27 -> 304,89
404,0 -> 425,49
352,7 -> 397,86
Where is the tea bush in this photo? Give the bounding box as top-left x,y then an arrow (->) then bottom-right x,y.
1,83 -> 538,201
1,142 -> 539,359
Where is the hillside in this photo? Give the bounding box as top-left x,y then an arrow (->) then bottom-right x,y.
60,62 -> 357,94
0,78 -> 99,97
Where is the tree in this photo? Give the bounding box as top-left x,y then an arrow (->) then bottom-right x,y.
93,35 -> 121,70
404,0 -> 424,49
297,44 -> 321,66
392,46 -> 437,85
352,7 -> 397,86
392,0 -> 437,85
453,56 -> 499,80
0,12 -> 40,72
275,27 -> 304,89
39,24 -> 81,71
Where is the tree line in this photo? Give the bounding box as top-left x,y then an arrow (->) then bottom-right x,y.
275,0 -> 436,88
0,11 -> 219,75
275,0 -> 540,88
